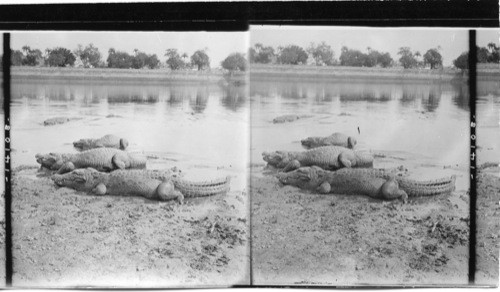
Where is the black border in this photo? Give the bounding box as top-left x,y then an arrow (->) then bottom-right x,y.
0,1 -> 497,30
468,30 -> 477,285
2,33 -> 12,287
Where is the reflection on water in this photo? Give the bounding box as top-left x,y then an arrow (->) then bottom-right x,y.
11,80 -> 249,191
12,81 -> 248,113
476,80 -> 500,164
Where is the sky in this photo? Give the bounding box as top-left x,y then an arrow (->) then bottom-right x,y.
9,31 -> 249,68
251,26 -> 498,67
2,28 -> 498,67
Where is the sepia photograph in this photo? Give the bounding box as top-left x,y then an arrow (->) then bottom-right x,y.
6,31 -> 250,287
249,26 -> 481,286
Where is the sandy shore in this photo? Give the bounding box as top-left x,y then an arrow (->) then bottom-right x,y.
11,166 -> 249,288
250,164 -> 498,286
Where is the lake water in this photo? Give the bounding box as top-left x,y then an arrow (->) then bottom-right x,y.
10,77 -> 492,194
250,78 -> 471,191
476,79 -> 500,170
10,80 -> 249,192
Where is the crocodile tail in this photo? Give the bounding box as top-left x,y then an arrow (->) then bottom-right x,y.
173,176 -> 231,197
397,175 -> 456,197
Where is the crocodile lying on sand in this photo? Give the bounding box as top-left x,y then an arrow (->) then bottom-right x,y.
73,134 -> 129,151
263,146 -> 374,172
52,168 -> 231,204
277,166 -> 456,202
301,132 -> 357,149
36,148 -> 147,174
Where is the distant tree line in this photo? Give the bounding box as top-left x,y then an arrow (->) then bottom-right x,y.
249,42 -> 500,70
2,43 -> 248,72
453,43 -> 500,70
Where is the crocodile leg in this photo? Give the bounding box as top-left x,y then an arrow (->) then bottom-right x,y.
57,162 -> 76,174
92,183 -> 107,195
156,181 -> 184,204
112,153 -> 127,169
380,178 -> 408,203
317,181 -> 331,193
338,153 -> 352,168
283,160 -> 301,172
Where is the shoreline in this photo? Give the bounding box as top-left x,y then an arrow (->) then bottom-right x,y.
3,65 -> 498,83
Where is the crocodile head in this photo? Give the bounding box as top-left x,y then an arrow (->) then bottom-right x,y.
51,168 -> 101,192
72,139 -> 91,150
35,153 -> 64,170
262,151 -> 292,168
276,166 -> 323,190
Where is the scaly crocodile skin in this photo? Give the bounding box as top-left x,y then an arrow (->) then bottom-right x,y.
52,168 -> 231,203
301,133 -> 357,149
36,148 -> 146,174
262,146 -> 373,172
73,134 -> 129,151
277,166 -> 456,202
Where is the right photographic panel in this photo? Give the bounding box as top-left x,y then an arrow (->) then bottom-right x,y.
250,27 -> 473,286
475,29 -> 499,286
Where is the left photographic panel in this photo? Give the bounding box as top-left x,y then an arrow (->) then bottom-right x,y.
8,31 -> 250,287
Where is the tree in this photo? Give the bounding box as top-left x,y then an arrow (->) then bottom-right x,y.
487,42 -> 499,63
250,43 -> 275,64
10,50 -> 24,66
277,45 -> 308,65
46,47 -> 76,67
107,48 -> 133,68
339,46 -> 366,67
145,54 -> 160,69
477,46 -> 489,63
74,43 -> 102,68
423,48 -> 443,69
397,47 -> 418,69
453,52 -> 468,70
221,52 -> 247,72
191,50 -> 210,70
378,52 -> 393,68
20,46 -> 43,66
165,48 -> 186,70
307,42 -> 335,66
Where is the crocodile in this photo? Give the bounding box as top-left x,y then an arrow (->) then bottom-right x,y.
272,114 -> 312,124
262,146 -> 374,172
276,166 -> 456,202
43,117 -> 82,126
73,134 -> 129,151
52,168 -> 231,204
36,148 -> 147,174
301,132 -> 357,149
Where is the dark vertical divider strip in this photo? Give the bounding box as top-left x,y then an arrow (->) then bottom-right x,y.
468,30 -> 477,285
2,33 -> 12,286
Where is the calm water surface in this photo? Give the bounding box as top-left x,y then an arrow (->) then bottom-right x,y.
11,80 -> 249,191
250,78 -> 470,191
476,80 -> 500,168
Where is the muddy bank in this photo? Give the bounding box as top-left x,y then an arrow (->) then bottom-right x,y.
11,166 -> 249,287
476,167 -> 500,285
6,67 -> 246,84
251,165 -> 471,286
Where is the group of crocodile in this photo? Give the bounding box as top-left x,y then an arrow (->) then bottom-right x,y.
263,132 -> 456,203
36,134 -> 231,203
